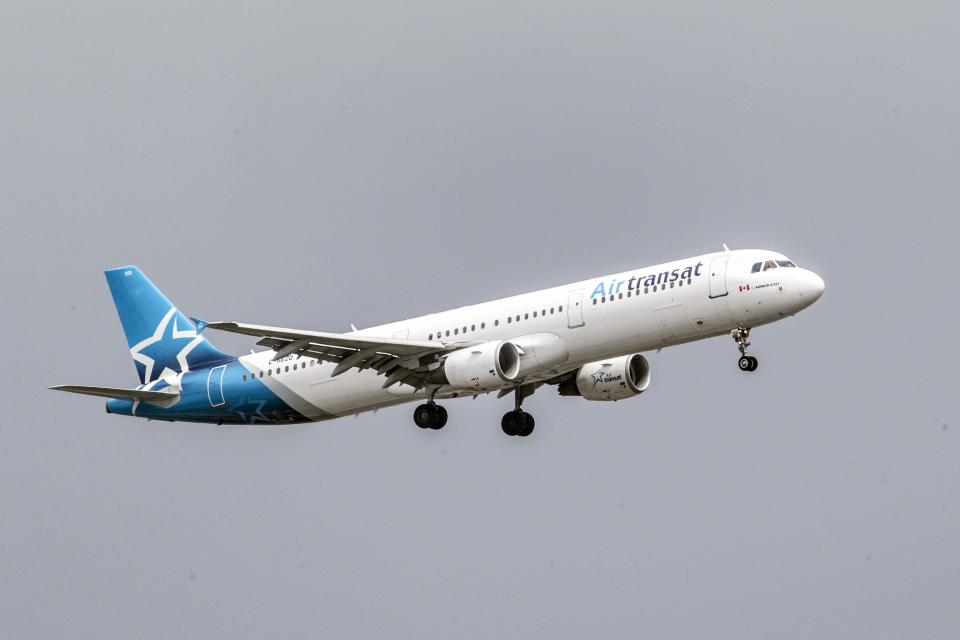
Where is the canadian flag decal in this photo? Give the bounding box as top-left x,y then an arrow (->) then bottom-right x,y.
739,284 -> 751,292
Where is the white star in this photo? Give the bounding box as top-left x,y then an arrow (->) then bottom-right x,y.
129,307 -> 205,383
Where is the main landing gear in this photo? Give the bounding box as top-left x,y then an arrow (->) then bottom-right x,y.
413,389 -> 448,430
501,387 -> 535,437
732,326 -> 759,372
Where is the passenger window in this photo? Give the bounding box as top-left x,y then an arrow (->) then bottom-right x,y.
242,374 -> 247,382
601,296 -> 606,303
524,313 -> 529,320
445,330 -> 450,336
429,334 -> 433,340
471,324 -> 475,331
454,328 -> 458,335
481,322 -> 486,329
541,309 -> 546,315
516,315 -> 520,321
644,287 -> 649,293
285,365 -> 289,372
494,320 -> 499,326
293,363 -> 298,370
267,369 -> 272,376
558,305 -> 563,312
259,371 -> 264,378
670,282 -> 674,288
593,298 -> 598,305
462,326 -> 467,333
533,311 -> 537,318
619,293 -> 623,299
751,262 -> 762,273
507,317 -> 512,323
550,307 -> 555,314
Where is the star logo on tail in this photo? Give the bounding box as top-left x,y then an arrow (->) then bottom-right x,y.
129,308 -> 205,383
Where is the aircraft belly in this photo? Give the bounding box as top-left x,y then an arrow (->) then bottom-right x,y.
301,366 -> 425,416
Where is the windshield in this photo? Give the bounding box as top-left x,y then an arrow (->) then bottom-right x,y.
751,258 -> 797,273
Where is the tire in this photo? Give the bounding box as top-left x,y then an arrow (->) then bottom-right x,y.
431,405 -> 448,430
738,356 -> 752,371
414,404 -> 438,429
748,356 -> 759,372
518,412 -> 535,437
501,412 -> 516,436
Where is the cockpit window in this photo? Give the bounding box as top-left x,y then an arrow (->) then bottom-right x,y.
776,260 -> 797,268
751,262 -> 762,273
763,260 -> 778,271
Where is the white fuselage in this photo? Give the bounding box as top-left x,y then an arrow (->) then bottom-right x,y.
237,249 -> 825,419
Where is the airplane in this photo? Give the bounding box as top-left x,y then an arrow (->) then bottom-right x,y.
52,247 -> 824,437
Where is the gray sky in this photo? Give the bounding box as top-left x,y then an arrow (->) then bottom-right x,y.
1,2 -> 957,638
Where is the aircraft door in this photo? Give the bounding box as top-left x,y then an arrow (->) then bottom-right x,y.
708,257 -> 729,299
567,290 -> 585,329
207,365 -> 226,407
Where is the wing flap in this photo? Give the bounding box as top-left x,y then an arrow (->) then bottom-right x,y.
205,321 -> 461,386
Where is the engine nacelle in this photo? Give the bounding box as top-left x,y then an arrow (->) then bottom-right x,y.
559,354 -> 651,401
439,340 -> 521,390
510,332 -> 570,379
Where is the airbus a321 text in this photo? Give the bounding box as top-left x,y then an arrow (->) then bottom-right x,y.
53,247 -> 824,437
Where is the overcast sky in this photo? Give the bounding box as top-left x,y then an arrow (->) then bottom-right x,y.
1,2 -> 957,638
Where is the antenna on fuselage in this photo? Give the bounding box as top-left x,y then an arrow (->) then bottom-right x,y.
722,243 -> 731,252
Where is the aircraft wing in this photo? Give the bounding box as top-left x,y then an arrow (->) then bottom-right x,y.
205,321 -> 456,389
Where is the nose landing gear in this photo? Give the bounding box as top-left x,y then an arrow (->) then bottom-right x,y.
732,326 -> 758,372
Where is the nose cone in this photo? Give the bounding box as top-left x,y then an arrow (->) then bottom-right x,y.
807,271 -> 825,300
796,270 -> 825,308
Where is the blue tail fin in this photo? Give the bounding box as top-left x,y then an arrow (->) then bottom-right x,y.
105,266 -> 232,384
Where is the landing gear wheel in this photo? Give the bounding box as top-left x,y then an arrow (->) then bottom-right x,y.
738,356 -> 753,372
519,412 -> 535,437
432,405 -> 448,430
748,356 -> 758,371
413,403 -> 439,429
501,409 -> 534,437
500,410 -> 525,436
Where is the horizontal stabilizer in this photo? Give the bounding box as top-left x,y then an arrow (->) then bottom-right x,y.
50,385 -> 180,402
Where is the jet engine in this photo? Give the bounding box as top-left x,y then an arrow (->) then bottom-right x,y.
558,354 -> 651,401
435,340 -> 521,390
